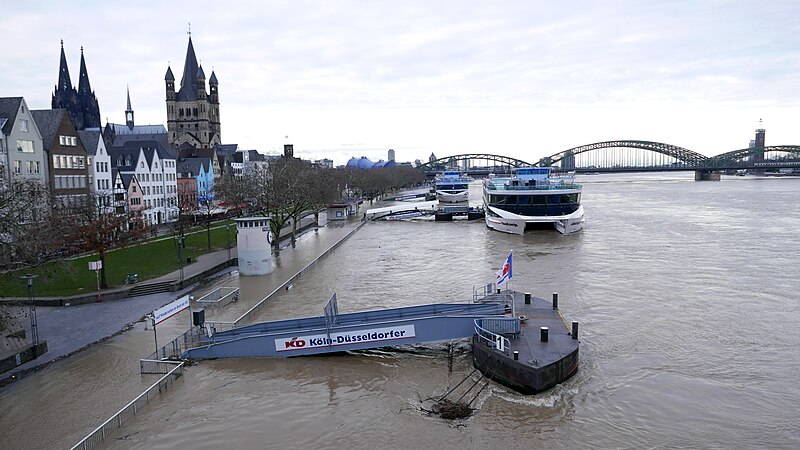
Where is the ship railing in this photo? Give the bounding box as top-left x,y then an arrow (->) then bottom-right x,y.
71,361 -> 184,450
474,318 -> 513,357
485,183 -> 582,191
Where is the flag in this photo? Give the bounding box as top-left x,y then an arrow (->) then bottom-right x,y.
495,252 -> 512,286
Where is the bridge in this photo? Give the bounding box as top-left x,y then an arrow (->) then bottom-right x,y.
418,141 -> 800,178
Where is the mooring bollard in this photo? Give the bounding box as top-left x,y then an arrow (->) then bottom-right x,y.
540,326 -> 549,342
572,321 -> 579,340
513,351 -> 519,361
496,288 -> 501,294
552,292 -> 559,309
524,292 -> 531,304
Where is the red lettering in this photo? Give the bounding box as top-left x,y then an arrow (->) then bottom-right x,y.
284,337 -> 306,348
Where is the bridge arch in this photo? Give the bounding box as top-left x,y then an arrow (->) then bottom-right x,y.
702,146 -> 800,168
539,140 -> 708,168
418,153 -> 534,172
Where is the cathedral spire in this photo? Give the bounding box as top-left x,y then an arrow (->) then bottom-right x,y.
58,39 -> 73,92
78,46 -> 92,94
126,85 -> 132,111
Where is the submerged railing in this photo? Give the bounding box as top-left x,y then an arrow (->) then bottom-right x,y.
71,361 -> 184,450
195,287 -> 240,309
141,326 -> 204,369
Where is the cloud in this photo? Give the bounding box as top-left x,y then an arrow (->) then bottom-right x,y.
4,0 -> 800,164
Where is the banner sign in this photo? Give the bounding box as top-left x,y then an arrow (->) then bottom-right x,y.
275,325 -> 416,352
88,260 -> 102,270
153,295 -> 190,325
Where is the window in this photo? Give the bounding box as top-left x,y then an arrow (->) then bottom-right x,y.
54,155 -> 61,169
132,185 -> 137,192
13,161 -> 21,174
16,140 -> 34,153
27,161 -> 39,174
20,120 -> 28,132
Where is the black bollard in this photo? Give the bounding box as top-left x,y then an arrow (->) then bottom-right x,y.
513,351 -> 519,361
540,327 -> 549,342
572,321 -> 579,340
524,292 -> 531,304
552,292 -> 559,309
496,288 -> 501,294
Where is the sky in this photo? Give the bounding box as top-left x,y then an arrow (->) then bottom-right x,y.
4,0 -> 800,166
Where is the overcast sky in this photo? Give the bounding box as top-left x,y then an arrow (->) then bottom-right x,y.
4,1 -> 800,165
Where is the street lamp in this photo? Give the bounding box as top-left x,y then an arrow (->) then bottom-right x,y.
176,236 -> 185,288
20,274 -> 39,346
226,224 -> 231,262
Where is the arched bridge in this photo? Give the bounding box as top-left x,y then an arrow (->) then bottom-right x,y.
419,141 -> 800,175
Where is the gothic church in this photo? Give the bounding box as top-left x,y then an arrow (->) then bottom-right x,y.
165,36 -> 221,148
52,41 -> 101,130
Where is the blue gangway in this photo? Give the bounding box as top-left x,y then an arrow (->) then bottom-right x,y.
184,295 -> 506,359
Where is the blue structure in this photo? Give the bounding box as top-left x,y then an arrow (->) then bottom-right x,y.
177,157 -> 214,205
184,297 -> 504,358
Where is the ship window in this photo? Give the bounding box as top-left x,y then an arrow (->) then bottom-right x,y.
505,196 -> 518,205
548,195 -> 560,204
560,194 -> 574,204
530,195 -> 546,205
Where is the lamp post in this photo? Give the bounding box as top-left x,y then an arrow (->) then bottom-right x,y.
176,236 -> 185,288
226,224 -> 231,262
21,274 -> 38,346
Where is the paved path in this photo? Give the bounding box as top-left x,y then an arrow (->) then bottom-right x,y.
3,209 -> 367,380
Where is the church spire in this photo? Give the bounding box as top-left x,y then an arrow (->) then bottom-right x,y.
58,39 -> 73,92
78,46 -> 92,94
177,36 -> 200,101
125,85 -> 135,130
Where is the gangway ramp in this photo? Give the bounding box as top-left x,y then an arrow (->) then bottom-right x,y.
184,297 -> 505,359
365,200 -> 437,217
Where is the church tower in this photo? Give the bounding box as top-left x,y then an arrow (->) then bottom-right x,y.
125,85 -> 135,129
52,41 -> 101,130
166,35 -> 221,148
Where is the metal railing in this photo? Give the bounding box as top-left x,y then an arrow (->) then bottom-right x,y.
485,183 -> 582,191
71,361 -> 184,450
141,326 -> 204,366
474,319 -> 512,357
195,287 -> 240,309
478,317 -> 520,335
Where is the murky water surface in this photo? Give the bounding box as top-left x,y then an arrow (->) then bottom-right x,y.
2,173 -> 799,448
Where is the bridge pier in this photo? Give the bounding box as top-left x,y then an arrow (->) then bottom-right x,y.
695,170 -> 721,181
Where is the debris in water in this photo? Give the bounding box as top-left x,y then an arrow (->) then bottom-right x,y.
433,399 -> 473,420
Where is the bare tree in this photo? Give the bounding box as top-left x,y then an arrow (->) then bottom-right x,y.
0,178 -> 61,270
64,192 -> 148,288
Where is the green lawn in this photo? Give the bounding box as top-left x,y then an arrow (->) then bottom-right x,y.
0,223 -> 237,297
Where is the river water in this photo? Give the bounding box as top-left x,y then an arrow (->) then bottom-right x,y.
2,172 -> 799,449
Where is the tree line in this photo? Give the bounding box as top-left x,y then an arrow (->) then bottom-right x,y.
0,160 -> 425,284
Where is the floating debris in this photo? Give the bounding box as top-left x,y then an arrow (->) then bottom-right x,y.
433,399 -> 473,420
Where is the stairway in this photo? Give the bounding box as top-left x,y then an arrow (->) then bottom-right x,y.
126,280 -> 175,297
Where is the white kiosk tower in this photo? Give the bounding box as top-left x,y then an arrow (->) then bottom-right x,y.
235,217 -> 273,275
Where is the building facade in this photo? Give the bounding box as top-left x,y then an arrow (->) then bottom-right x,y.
78,130 -> 113,214
0,97 -> 47,184
109,140 -> 178,225
165,36 -> 221,149
31,109 -> 90,211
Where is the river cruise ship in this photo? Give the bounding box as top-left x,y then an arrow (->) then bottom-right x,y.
434,171 -> 470,203
483,167 -> 584,235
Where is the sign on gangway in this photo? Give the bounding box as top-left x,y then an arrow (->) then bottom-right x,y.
153,295 -> 190,325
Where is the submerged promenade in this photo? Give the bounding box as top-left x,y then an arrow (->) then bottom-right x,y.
0,208 -> 367,385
